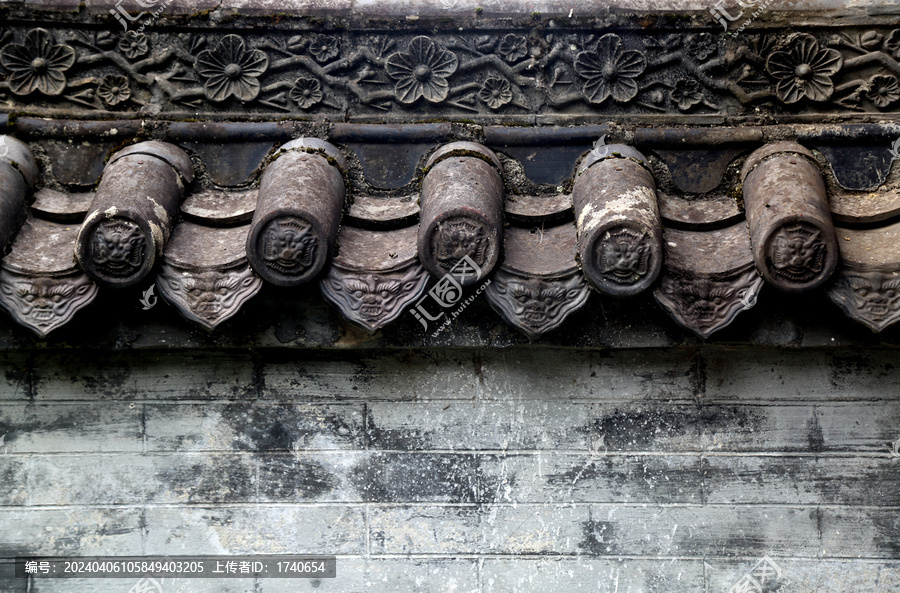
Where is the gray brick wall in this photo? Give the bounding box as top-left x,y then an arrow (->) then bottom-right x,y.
1,347 -> 899,592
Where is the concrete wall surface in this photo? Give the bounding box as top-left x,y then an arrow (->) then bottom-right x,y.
1,346 -> 899,592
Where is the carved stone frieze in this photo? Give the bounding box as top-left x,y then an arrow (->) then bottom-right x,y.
6,25 -> 898,119
486,224 -> 589,340
321,225 -> 429,333
157,221 -> 262,329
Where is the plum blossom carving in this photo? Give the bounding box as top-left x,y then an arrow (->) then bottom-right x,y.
0,28 -> 75,96
866,75 -> 900,108
686,33 -> 717,61
290,76 -> 324,109
195,34 -> 269,102
309,34 -> 339,63
498,34 -> 528,62
574,34 -> 647,104
478,77 -> 512,110
671,79 -> 703,111
118,31 -> 149,60
97,74 -> 132,106
766,34 -> 843,103
385,36 -> 459,104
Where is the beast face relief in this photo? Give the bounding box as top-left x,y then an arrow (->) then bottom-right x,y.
767,222 -> 827,284
261,216 -> 318,276
322,264 -> 429,332
89,218 -> 146,278
828,270 -> 900,332
597,227 -> 652,285
0,270 -> 98,337
432,217 -> 489,272
487,270 -> 589,340
654,268 -> 763,338
158,263 -> 262,330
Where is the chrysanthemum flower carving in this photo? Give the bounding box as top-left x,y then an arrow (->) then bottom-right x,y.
1,28 -> 75,96
195,35 -> 269,102
766,34 -> 843,104
574,34 -> 647,104
97,74 -> 131,106
290,77 -> 324,109
866,75 -> 900,108
478,77 -> 513,109
385,36 -> 459,104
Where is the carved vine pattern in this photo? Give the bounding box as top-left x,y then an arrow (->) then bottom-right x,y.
1,26 -> 899,114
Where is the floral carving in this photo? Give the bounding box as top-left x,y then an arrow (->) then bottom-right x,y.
828,270 -> 900,333
886,29 -> 900,59
478,77 -> 512,110
158,263 -> 262,330
89,219 -> 145,278
498,34 -> 528,62
195,34 -> 269,102
290,77 -> 324,109
385,36 -> 459,104
767,222 -> 827,283
574,34 -> 647,104
766,34 -> 843,103
261,217 -> 318,276
433,217 -> 489,271
97,74 -> 132,106
596,228 -> 653,286
0,270 -> 98,337
671,79 -> 704,111
309,34 -> 340,63
118,31 -> 149,60
487,271 -> 590,340
321,264 -> 429,333
686,33 -> 717,61
0,28 -> 75,96
866,75 -> 900,108
654,268 -> 763,339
